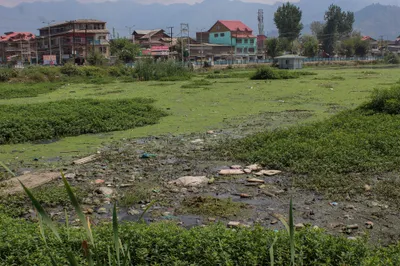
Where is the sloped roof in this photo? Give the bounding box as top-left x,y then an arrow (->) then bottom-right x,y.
362,36 -> 376,41
218,20 -> 253,32
0,32 -> 35,42
134,29 -> 163,36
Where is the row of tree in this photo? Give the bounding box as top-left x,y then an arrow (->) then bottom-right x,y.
268,3 -> 370,58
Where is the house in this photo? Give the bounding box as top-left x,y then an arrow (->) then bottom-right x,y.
0,32 -> 36,63
37,19 -> 110,65
207,20 -> 257,60
189,43 -> 232,62
275,55 -> 305,69
132,29 -> 174,58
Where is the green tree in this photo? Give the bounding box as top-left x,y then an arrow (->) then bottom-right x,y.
265,38 -> 283,58
274,3 -> 303,43
322,5 -> 355,55
310,21 -> 324,39
110,38 -> 140,63
340,38 -> 355,57
354,38 -> 369,57
301,35 -> 319,57
87,51 -> 107,66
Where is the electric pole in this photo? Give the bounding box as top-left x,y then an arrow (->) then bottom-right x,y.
167,26 -> 174,47
125,25 -> 135,37
180,23 -> 189,64
42,20 -> 55,59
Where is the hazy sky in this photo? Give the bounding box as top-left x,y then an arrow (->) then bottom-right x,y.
0,0 -> 299,7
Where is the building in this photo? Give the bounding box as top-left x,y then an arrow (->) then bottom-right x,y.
133,29 -> 172,58
37,19 -> 110,65
275,55 -> 305,69
0,32 -> 36,63
189,43 -> 232,62
207,20 -> 257,60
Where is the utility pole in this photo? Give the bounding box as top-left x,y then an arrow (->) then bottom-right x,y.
85,23 -> 88,63
167,26 -> 174,47
72,20 -> 76,62
125,25 -> 135,36
180,23 -> 189,64
379,35 -> 384,57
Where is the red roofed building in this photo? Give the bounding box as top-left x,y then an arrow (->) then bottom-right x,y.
0,32 -> 36,63
207,20 -> 257,60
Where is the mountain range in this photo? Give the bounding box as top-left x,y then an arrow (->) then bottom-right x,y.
0,0 -> 399,40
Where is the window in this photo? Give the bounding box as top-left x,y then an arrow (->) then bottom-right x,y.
214,33 -> 218,38
250,39 -> 254,44
220,33 -> 225,37
249,48 -> 255,53
237,39 -> 242,44
243,48 -> 248,54
244,39 -> 248,44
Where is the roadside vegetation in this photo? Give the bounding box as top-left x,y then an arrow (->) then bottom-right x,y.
0,98 -> 167,144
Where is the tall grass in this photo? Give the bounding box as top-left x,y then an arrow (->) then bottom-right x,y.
135,58 -> 191,81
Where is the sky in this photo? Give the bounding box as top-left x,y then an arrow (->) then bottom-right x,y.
0,0 -> 299,7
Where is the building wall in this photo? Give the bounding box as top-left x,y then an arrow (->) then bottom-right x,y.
209,31 -> 232,45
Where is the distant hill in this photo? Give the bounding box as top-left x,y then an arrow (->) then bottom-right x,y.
0,0 -> 399,40
354,4 -> 400,40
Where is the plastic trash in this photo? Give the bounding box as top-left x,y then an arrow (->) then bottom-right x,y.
140,153 -> 157,159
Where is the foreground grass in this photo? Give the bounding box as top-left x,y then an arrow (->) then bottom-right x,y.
1,213 -> 400,265
0,67 -> 398,164
0,82 -> 61,99
0,98 -> 166,144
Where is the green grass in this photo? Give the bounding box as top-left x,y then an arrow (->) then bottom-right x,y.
0,82 -> 61,99
0,67 -> 399,164
0,98 -> 167,144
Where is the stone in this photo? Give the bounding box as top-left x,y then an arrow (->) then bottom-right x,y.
295,223 -> 305,231
313,225 -> 320,230
128,209 -> 140,215
168,176 -> 209,187
270,220 -> 278,225
255,170 -> 282,176
64,173 -> 76,179
95,179 -> 105,184
244,169 -> 252,174
219,169 -> 245,175
163,212 -> 172,217
191,139 -> 204,144
365,221 -> 374,229
120,184 -> 134,188
364,184 -> 372,192
247,178 -> 265,184
86,208 -> 94,214
207,130 -> 215,134
208,217 -> 216,222
96,187 -> 114,197
240,193 -> 252,198
97,207 -> 107,214
246,164 -> 262,171
227,221 -> 241,228
348,237 -> 357,241
346,224 -> 359,230
230,165 -> 242,169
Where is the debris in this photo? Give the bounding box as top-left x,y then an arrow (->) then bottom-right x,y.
329,202 -> 338,207
239,193 -> 252,198
313,225 -> 319,230
95,179 -> 105,184
246,164 -> 262,171
86,208 -> 94,214
263,191 -> 276,198
208,177 -> 215,184
247,178 -> 265,184
190,139 -> 204,144
227,221 -> 241,228
64,173 -> 76,179
346,224 -> 359,230
96,187 -> 114,197
219,169 -> 245,175
168,176 -> 209,187
206,130 -> 215,134
230,165 -> 242,170
0,172 -> 59,195
270,220 -> 278,225
128,209 -> 140,216
364,184 -> 372,192
295,223 -> 305,231
208,218 -> 216,222
255,170 -> 282,176
120,184 -> 134,188
347,237 -> 357,241
73,154 -> 98,165
140,153 -> 157,159
365,221 -> 374,229
259,184 -> 266,189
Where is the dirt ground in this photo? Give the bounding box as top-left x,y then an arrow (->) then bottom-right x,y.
4,110 -> 400,246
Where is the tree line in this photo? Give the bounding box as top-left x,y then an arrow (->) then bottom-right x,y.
267,3 -> 371,58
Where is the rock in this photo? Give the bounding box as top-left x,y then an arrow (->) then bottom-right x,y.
208,217 -> 216,222
240,193 -> 252,198
244,169 -> 252,174
163,212 -> 172,217
227,221 -> 241,228
128,209 -> 140,215
259,184 -> 266,189
219,169 -> 245,175
22,171 -> 31,175
207,130 -> 215,134
256,170 -> 282,176
73,154 -> 98,165
247,178 -> 265,184
345,205 -> 356,210
230,165 -> 242,170
120,184 -> 134,188
95,179 -> 105,184
168,176 -> 209,187
191,139 -> 204,144
348,237 -> 358,241
208,177 -> 215,184
295,223 -> 305,231
313,225 -> 320,230
180,188 -> 188,193
96,187 -> 114,197
97,207 -> 107,214
246,164 -> 262,171
346,224 -> 359,230
64,173 -> 76,179
365,221 -> 374,229
364,184 -> 372,192
270,220 -> 278,225
370,201 -> 379,207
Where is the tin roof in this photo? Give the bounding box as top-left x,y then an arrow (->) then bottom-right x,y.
0,32 -> 35,42
218,20 -> 253,32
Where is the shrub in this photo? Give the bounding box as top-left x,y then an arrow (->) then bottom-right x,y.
80,66 -> 107,78
251,67 -> 299,80
0,68 -> 18,82
0,98 -> 167,144
384,52 -> 400,64
0,82 -> 59,99
361,85 -> 400,114
60,63 -> 83,76
135,58 -> 191,81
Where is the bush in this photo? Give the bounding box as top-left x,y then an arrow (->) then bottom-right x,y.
361,85 -> 400,114
0,82 -> 59,99
384,52 -> 400,64
60,63 -> 83,76
135,58 -> 191,81
0,98 -> 167,144
0,68 -> 18,82
80,66 -> 107,78
251,67 -> 300,80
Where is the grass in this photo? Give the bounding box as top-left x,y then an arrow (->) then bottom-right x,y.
0,98 -> 167,144
222,83 -> 400,196
0,82 -> 61,99
0,67 -> 399,164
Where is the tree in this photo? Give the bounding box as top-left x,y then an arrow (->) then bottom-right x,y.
301,35 -> 319,57
322,5 -> 355,56
354,38 -> 369,57
87,51 -> 107,66
274,3 -> 303,43
265,37 -> 283,58
110,38 -> 140,63
310,21 -> 324,40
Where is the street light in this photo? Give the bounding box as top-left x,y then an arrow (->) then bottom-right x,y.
42,20 -> 55,56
